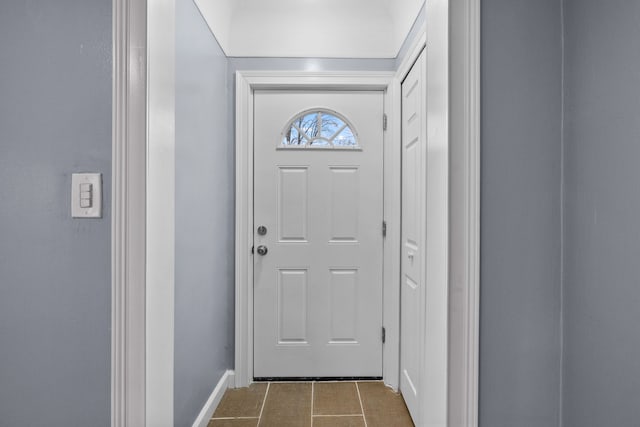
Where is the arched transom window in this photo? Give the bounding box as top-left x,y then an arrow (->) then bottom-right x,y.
280,109 -> 359,149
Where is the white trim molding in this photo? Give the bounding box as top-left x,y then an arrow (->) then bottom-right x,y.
383,80 -> 402,392
111,0 -> 147,426
191,370 -> 236,427
234,71 -> 399,389
111,0 -> 147,425
422,1 -> 451,425
396,26 -> 427,82
449,0 -> 481,425
146,0 -> 176,425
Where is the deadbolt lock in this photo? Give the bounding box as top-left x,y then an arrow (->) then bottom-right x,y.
257,225 -> 267,235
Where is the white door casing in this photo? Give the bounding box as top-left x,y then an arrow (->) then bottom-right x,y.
234,72 -> 400,389
400,48 -> 427,423
253,91 -> 384,378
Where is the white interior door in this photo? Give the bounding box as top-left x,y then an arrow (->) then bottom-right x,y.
253,90 -> 384,378
400,49 -> 427,422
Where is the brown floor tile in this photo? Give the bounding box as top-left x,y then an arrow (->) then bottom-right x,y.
313,415 -> 366,427
213,383 -> 268,418
357,382 -> 414,427
259,383 -> 312,427
313,382 -> 362,416
208,419 -> 258,427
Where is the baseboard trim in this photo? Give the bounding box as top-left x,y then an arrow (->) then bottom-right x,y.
191,370 -> 235,427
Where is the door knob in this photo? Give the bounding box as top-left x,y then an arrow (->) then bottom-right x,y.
256,245 -> 268,256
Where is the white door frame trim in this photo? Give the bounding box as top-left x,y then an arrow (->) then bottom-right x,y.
234,71 -> 400,388
448,0 -> 480,424
111,0 -> 177,425
111,0 -> 147,425
145,0 -> 176,425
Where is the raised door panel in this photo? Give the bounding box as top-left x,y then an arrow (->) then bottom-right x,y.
328,268 -> 359,343
278,167 -> 309,242
277,269 -> 309,344
329,167 -> 360,243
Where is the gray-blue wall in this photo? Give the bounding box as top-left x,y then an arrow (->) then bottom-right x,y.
0,1 -> 112,426
174,0 -> 235,426
562,1 -> 640,426
480,0 -> 563,426
227,57 -> 396,74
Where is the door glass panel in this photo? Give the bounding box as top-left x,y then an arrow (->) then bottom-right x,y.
280,109 -> 359,149
333,126 -> 356,147
298,113 -> 318,139
319,113 -> 346,139
283,126 -> 308,146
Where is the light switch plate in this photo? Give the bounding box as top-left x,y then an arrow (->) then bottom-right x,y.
72,173 -> 102,218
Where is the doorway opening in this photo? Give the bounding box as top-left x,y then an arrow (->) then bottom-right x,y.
234,72 -> 402,390
112,1 -> 481,424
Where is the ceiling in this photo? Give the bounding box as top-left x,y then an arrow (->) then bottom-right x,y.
194,0 -> 425,58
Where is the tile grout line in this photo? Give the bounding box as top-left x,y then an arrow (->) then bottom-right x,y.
257,382 -> 270,426
311,381 -> 314,427
211,417 -> 259,420
355,382 -> 368,427
313,414 -> 365,417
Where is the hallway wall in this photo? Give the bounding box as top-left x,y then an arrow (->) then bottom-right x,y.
480,0 -> 563,426
175,0 -> 234,426
0,1 -> 112,426
562,1 -> 640,425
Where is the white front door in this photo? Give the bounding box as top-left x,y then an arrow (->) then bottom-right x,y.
253,90 -> 384,378
400,49 -> 426,422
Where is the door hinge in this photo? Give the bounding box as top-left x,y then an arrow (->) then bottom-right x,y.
382,327 -> 386,343
383,114 -> 388,131
382,221 -> 387,237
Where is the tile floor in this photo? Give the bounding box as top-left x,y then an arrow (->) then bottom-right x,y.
208,381 -> 414,427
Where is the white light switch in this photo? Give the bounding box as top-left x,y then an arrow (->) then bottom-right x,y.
79,183 -> 93,208
72,173 -> 102,218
